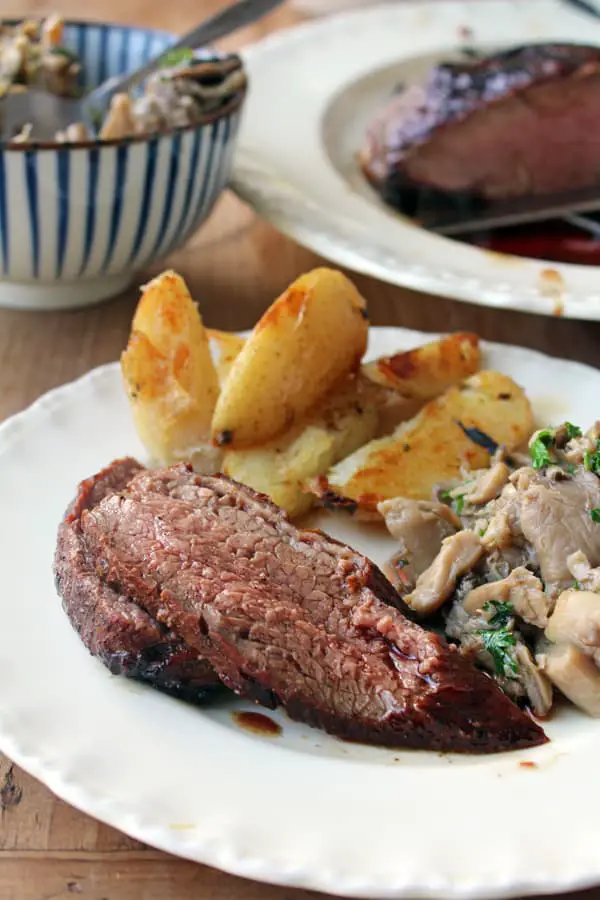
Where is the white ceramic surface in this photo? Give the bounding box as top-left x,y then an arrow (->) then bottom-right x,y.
233,0 -> 600,320
1,327 -> 600,898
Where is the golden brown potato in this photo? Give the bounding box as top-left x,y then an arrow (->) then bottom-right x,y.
362,332 -> 480,400
121,270 -> 220,466
211,268 -> 369,449
318,370 -> 533,507
207,329 -> 246,386
223,375 -> 380,518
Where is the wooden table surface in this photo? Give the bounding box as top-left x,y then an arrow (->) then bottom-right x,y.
2,1 -> 600,897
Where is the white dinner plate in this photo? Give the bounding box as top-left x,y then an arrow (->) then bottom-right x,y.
233,0 -> 600,320
1,327 -> 600,899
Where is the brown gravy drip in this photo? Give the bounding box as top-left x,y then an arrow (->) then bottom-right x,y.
232,711 -> 282,737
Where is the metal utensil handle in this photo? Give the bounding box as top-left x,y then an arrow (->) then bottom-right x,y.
90,0 -> 280,102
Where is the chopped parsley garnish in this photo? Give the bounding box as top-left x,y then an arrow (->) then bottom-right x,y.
478,525 -> 487,537
573,580 -> 582,590
440,489 -> 466,515
480,627 -> 518,678
565,422 -> 582,440
530,429 -> 554,469
160,47 -> 195,68
591,508 -> 600,523
566,464 -> 577,475
483,600 -> 514,627
50,46 -> 80,63
584,441 -> 600,474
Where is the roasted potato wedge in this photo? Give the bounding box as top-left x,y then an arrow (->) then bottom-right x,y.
319,370 -> 533,507
223,375 -> 381,518
211,268 -> 369,449
362,332 -> 480,400
121,270 -> 220,466
207,329 -> 246,386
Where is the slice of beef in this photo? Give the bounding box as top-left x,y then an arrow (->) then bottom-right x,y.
77,462 -> 546,753
54,458 -> 222,704
360,43 -> 600,215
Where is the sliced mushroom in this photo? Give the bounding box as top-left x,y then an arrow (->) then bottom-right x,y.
566,550 -> 600,592
537,643 -> 600,717
404,530 -> 483,616
462,566 -> 551,628
465,461 -> 510,505
99,93 -> 136,141
514,643 -> 554,717
545,589 -> 600,655
379,496 -> 460,579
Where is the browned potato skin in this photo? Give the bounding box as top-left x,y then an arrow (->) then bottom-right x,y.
362,333 -> 480,400
121,271 -> 219,464
321,370 -> 533,508
210,268 -> 369,449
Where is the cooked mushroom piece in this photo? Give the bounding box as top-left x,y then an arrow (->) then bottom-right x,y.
99,93 -> 137,140
404,530 -> 483,616
379,496 -> 460,579
566,550 -> 600,592
538,643 -> 600,717
465,461 -> 510,505
462,566 -> 551,628
545,589 -> 600,654
514,643 -> 554,717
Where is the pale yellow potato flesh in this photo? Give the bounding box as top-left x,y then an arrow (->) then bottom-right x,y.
223,375 -> 381,518
210,268 -> 369,449
121,270 -> 219,465
322,370 -> 533,506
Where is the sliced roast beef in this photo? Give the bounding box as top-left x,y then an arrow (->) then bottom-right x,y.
75,462 -> 546,753
54,458 -> 222,703
360,43 -> 600,215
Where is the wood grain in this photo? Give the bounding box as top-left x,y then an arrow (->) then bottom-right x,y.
2,1 -> 600,897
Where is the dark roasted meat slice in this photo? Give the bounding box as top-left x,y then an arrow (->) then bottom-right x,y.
54,458 -> 222,704
360,43 -> 600,213
76,462 -> 546,753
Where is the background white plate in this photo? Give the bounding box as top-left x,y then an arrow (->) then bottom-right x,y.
233,0 -> 600,320
1,328 -> 600,899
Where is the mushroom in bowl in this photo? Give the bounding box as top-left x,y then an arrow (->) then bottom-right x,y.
0,18 -> 247,311
381,421 -> 600,720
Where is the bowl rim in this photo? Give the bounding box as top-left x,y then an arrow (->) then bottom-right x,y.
1,17 -> 247,153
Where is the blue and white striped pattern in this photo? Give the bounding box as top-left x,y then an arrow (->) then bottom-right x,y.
0,22 -> 244,288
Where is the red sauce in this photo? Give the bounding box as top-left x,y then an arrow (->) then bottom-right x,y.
232,711 -> 282,737
519,760 -> 539,769
469,220 -> 600,266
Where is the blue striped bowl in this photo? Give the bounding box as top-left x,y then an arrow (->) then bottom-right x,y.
1,21 -> 246,310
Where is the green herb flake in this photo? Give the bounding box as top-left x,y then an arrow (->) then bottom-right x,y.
160,47 -> 195,68
454,494 -> 466,515
567,464 -> 577,475
530,429 -> 554,469
478,525 -> 487,537
573,580 -> 582,590
483,600 -> 514,627
584,441 -> 600,474
480,627 -> 518,678
565,422 -> 582,440
50,46 -> 80,63
591,508 -> 600,523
